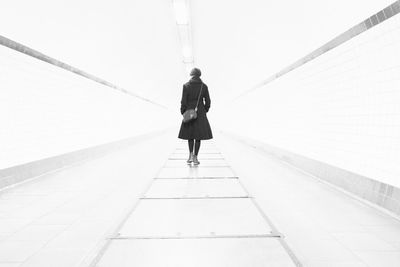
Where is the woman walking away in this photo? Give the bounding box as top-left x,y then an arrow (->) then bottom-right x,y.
178,68 -> 213,165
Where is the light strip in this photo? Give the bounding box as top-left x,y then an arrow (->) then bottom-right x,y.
182,45 -> 192,59
173,0 -> 194,75
173,0 -> 189,25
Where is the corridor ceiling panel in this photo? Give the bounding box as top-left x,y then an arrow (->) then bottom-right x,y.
190,0 -> 395,103
0,0 -> 184,107
0,0 -> 394,108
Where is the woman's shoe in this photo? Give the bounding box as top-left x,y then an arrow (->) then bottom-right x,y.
187,152 -> 194,164
193,155 -> 200,165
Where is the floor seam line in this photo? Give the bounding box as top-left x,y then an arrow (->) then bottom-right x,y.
139,196 -> 251,200
109,234 -> 282,240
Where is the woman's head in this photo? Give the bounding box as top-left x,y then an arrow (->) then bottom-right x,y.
190,68 -> 201,77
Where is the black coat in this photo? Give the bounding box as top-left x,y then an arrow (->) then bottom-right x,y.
178,77 -> 213,140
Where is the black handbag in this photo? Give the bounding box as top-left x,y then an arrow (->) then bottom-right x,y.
182,83 -> 203,123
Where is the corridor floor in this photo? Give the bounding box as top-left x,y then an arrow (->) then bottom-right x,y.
1,132 -> 400,266
94,141 -> 297,266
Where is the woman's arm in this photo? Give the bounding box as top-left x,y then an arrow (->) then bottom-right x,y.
204,85 -> 211,112
180,85 -> 188,115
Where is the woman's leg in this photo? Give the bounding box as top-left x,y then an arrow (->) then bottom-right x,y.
188,139 -> 194,152
194,140 -> 201,155
193,140 -> 201,165
187,139 -> 194,163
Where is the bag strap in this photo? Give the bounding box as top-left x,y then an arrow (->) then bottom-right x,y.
194,82 -> 203,112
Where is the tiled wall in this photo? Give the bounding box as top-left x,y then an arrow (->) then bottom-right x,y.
0,130 -> 166,190
223,132 -> 400,216
221,2 -> 400,189
0,43 -> 173,169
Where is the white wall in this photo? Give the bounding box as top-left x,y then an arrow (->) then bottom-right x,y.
191,0 -> 394,105
0,0 -> 185,108
219,14 -> 400,187
0,46 -> 174,169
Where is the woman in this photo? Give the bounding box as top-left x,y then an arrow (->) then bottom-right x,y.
178,68 -> 213,165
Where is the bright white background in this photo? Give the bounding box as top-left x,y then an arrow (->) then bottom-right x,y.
0,0 -> 393,106
0,45 -> 174,168
220,13 -> 400,188
1,0 -> 398,189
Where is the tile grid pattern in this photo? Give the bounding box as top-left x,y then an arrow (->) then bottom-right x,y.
216,134 -> 400,267
0,44 -> 172,170
92,142 -> 301,266
224,5 -> 400,189
247,1 -> 400,92
224,132 -> 400,217
0,131 -> 165,190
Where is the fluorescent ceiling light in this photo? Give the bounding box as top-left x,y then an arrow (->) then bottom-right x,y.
173,0 -> 189,25
182,46 -> 192,59
173,0 -> 193,75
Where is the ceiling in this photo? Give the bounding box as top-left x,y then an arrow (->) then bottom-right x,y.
0,0 -> 394,109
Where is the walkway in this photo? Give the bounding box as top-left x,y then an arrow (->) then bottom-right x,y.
92,141 -> 297,266
1,132 -> 400,266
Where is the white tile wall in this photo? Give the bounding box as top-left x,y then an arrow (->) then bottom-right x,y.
0,46 -> 174,169
220,14 -> 400,187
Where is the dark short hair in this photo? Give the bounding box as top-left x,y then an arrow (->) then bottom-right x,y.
190,68 -> 201,77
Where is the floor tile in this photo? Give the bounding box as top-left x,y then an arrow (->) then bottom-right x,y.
289,238 -> 360,262
7,225 -> 68,242
97,238 -> 294,267
144,178 -> 248,198
0,241 -> 44,262
119,198 -> 272,237
332,232 -> 398,251
301,259 -> 368,267
352,251 -> 400,267
169,153 -> 224,159
157,166 -> 235,178
20,249 -> 87,267
164,159 -> 229,167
